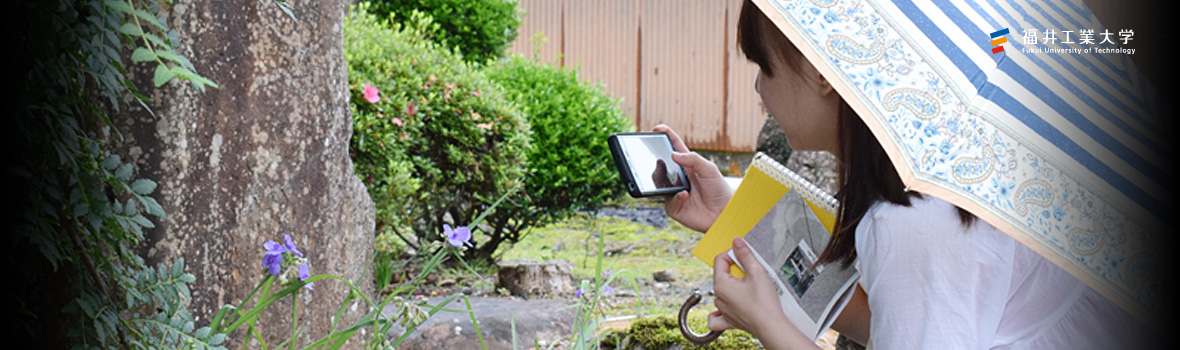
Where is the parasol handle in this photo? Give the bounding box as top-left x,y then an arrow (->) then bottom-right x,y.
679,290 -> 723,344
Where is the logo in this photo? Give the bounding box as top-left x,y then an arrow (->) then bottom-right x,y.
990,28 -> 1009,54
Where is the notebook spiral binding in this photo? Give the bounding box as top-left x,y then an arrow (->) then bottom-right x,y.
751,152 -> 838,214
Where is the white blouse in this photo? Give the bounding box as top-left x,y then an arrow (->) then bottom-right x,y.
854,196 -> 1159,349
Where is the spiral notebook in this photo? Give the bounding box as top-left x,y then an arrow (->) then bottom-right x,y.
691,152 -> 858,341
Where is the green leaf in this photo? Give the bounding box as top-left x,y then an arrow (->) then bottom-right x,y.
141,196 -> 166,218
171,66 -> 219,90
130,214 -> 154,228
131,178 -> 157,195
172,257 -> 184,278
208,333 -> 226,345
130,47 -> 155,62
115,163 -> 133,180
131,9 -> 163,29
118,23 -> 142,36
94,318 -> 106,342
153,64 -> 175,86
155,49 -> 194,69
195,327 -> 211,339
124,197 -> 138,216
102,155 -> 121,170
170,66 -> 198,80
104,0 -> 133,14
142,32 -> 169,49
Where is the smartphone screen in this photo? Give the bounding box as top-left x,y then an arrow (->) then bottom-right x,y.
608,132 -> 690,197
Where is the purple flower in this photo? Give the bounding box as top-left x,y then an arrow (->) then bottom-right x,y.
260,235 -> 316,292
284,234 -> 303,257
299,263 -> 314,290
604,269 -> 611,278
444,224 -> 473,248
603,285 -> 613,295
575,288 -> 584,298
263,241 -> 286,276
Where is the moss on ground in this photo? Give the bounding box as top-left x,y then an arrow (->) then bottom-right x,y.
602,315 -> 760,350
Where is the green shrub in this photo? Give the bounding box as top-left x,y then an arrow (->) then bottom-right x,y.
345,5 -> 529,255
478,55 -> 634,258
365,0 -> 521,64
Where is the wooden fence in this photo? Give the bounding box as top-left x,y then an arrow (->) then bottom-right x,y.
507,0 -> 765,152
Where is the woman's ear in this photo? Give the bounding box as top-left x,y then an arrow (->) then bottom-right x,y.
815,70 -> 836,96
802,59 -> 837,97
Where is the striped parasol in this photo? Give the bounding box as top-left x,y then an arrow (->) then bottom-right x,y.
751,0 -> 1169,327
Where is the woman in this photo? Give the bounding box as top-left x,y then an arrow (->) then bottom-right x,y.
656,1 -> 1157,348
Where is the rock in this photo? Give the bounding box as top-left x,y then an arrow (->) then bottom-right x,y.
652,269 -> 678,283
756,116 -> 839,195
590,204 -> 668,228
836,334 -> 868,350
388,296 -> 575,350
496,259 -> 575,297
757,116 -> 793,164
110,0 -> 374,348
785,150 -> 839,196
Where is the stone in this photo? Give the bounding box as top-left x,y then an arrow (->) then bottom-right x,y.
496,259 -> 575,297
652,269 -> 678,283
388,296 -> 575,350
110,0 -> 374,348
785,150 -> 839,196
756,115 -> 839,195
756,116 -> 793,165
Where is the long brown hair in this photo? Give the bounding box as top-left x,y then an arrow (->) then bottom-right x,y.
737,0 -> 973,267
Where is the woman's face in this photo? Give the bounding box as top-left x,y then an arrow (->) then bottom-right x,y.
755,51 -> 841,156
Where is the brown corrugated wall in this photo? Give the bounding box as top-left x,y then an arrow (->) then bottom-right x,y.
508,0 -> 764,152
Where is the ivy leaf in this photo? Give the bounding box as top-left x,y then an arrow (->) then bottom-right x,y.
131,178 -> 157,195
131,47 -> 156,62
153,64 -> 175,87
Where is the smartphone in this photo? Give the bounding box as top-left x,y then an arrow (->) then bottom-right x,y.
608,132 -> 691,197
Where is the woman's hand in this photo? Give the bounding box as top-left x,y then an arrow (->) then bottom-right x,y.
709,237 -> 817,350
653,124 -> 733,233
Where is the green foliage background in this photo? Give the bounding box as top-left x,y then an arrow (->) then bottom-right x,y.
365,0 -> 521,64
479,55 -> 634,258
348,1 -> 634,264
345,5 -> 529,258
